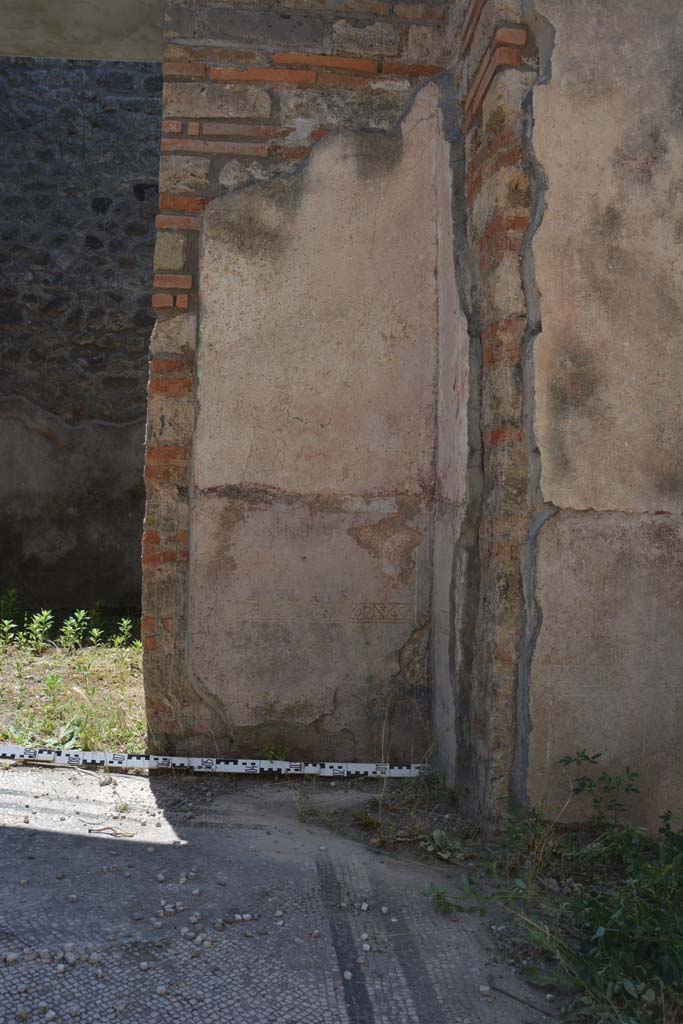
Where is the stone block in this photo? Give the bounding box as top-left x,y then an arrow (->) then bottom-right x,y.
331,19 -> 401,55
158,155 -> 211,193
163,81 -> 271,119
153,232 -> 187,270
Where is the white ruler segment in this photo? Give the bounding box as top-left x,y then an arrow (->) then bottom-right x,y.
0,743 -> 427,779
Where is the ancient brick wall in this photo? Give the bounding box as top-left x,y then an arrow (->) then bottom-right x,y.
144,0 -> 682,824
143,0 -> 452,759
0,57 -> 162,607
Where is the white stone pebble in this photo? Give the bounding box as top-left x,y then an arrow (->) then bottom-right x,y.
191,888 -> 200,897
156,873 -> 166,882
362,943 -> 371,952
56,963 -> 66,974
274,910 -> 284,918
140,961 -> 151,972
479,985 -> 491,997
5,952 -> 20,964
311,929 -> 320,939
381,906 -> 389,915
343,971 -> 352,981
67,894 -> 78,903
156,985 -> 168,996
360,902 -> 369,911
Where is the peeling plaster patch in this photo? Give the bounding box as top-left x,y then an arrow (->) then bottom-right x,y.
349,514 -> 423,585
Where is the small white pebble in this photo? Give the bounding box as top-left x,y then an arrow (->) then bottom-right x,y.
19,879 -> 28,887
360,902 -> 369,912
156,873 -> 165,882
56,964 -> 66,974
95,968 -> 103,979
381,906 -> 389,915
362,943 -> 370,952
153,921 -> 163,930
6,952 -> 20,964
274,910 -> 283,918
361,933 -> 369,941
140,961 -> 151,972
311,929 -> 320,939
242,913 -> 251,922
191,888 -> 200,897
343,971 -> 352,981
156,985 -> 167,996
479,985 -> 491,997
67,894 -> 78,903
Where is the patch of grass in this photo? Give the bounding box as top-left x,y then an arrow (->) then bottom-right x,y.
0,595 -> 145,753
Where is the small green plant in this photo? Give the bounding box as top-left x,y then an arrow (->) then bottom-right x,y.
112,617 -> 133,648
423,753 -> 682,1024
420,827 -> 464,862
21,610 -> 54,653
88,627 -> 104,647
559,750 -> 640,824
57,610 -> 89,651
0,619 -> 17,647
43,672 -> 62,702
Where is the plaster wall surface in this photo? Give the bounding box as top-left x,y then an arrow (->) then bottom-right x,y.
189,89 -> 443,761
0,0 -> 164,61
529,0 -> 683,824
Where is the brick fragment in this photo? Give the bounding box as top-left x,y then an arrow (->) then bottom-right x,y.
153,274 -> 193,290
175,294 -> 190,310
162,61 -> 206,79
150,358 -> 193,374
148,377 -> 194,397
188,121 -> 200,136
272,51 -> 378,74
162,119 -> 184,134
201,122 -> 292,139
152,294 -> 174,310
209,67 -> 317,85
159,194 -> 211,212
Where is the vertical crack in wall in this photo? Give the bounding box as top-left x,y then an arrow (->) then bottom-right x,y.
513,0 -> 558,809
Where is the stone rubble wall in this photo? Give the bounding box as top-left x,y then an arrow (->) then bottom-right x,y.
0,57 -> 162,607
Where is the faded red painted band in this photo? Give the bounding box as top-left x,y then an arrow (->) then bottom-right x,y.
159,194 -> 212,212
